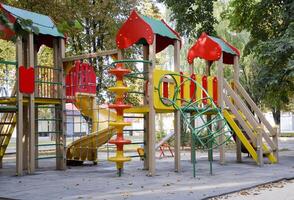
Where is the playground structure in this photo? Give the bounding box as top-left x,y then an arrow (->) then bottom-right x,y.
0,5 -> 279,177
0,4 -> 66,175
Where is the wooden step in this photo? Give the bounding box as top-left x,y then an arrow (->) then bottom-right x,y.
0,133 -> 12,136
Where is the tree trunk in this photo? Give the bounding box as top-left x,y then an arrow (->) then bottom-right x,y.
271,107 -> 281,126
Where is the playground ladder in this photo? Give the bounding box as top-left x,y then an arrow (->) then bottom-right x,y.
0,110 -> 17,165
223,80 -> 278,165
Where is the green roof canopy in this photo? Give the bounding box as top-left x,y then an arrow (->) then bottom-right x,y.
208,36 -> 238,56
140,15 -> 178,40
2,4 -> 64,38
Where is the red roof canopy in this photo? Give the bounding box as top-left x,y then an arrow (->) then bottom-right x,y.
187,33 -> 240,65
116,10 -> 181,53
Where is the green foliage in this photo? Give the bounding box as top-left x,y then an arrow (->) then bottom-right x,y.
224,0 -> 294,124
0,39 -> 15,61
159,0 -> 218,38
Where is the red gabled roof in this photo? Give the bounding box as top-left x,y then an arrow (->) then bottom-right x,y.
187,32 -> 240,65
116,10 -> 181,53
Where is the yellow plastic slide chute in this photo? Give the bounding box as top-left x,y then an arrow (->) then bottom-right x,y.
66,93 -> 116,163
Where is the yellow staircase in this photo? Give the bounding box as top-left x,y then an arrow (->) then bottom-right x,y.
223,80 -> 278,165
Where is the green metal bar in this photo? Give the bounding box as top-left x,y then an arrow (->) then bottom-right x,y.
192,134 -> 196,178
0,106 -> 17,112
112,59 -> 152,64
35,81 -> 62,85
36,106 -> 56,109
0,60 -> 17,65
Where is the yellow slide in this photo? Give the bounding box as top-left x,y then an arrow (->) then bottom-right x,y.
66,93 -> 116,164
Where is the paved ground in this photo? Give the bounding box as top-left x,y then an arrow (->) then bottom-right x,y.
214,179 -> 294,200
0,138 -> 294,200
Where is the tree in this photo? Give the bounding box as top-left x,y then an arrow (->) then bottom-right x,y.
224,0 -> 294,125
158,0 -> 218,38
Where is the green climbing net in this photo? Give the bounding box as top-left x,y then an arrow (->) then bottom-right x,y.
156,73 -> 233,176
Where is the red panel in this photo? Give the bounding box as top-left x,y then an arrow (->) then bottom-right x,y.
187,32 -> 222,65
65,61 -> 96,102
163,80 -> 168,98
19,66 -> 34,94
0,4 -> 16,41
190,74 -> 196,102
116,10 -> 154,49
213,77 -> 218,105
202,76 -> 207,105
180,72 -> 184,101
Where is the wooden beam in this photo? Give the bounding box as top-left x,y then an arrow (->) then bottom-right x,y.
147,36 -> 156,176
233,56 -> 242,162
224,81 -> 276,150
256,127 -> 264,166
62,49 -> 118,62
16,36 -> 24,176
174,40 -> 181,172
217,54 -> 225,164
234,81 -> 276,135
28,33 -> 35,174
33,43 -> 39,169
56,38 -> 66,170
273,126 -> 279,163
143,45 -> 149,170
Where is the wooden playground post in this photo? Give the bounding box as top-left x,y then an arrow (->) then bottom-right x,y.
256,127 -> 264,166
217,54 -> 225,164
28,33 -> 35,174
273,126 -> 279,163
55,38 -> 66,170
174,40 -> 181,172
143,45 -> 149,170
16,36 -> 24,176
148,36 -> 156,176
233,56 -> 242,163
34,42 -> 39,169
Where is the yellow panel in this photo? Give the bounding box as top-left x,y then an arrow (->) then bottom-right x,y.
183,73 -> 190,104
153,69 -> 180,111
196,75 -> 202,102
207,76 -> 214,104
